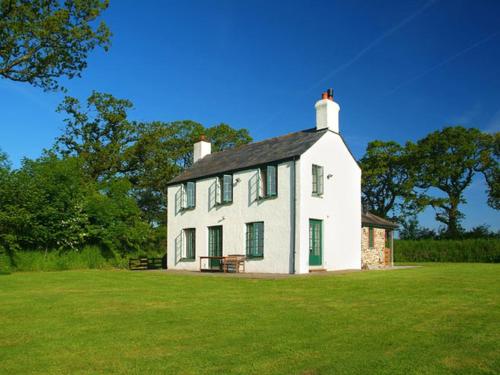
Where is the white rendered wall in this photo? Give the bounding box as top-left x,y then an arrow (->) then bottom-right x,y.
167,161 -> 295,273
296,131 -> 361,273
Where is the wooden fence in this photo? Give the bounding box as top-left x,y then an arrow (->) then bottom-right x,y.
129,257 -> 166,271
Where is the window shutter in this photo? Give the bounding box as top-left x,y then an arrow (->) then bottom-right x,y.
215,177 -> 221,204
223,174 -> 233,202
267,165 -> 277,196
260,167 -> 267,198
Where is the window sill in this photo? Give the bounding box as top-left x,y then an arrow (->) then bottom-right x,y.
179,258 -> 196,262
215,201 -> 233,207
312,193 -> 323,198
246,256 -> 264,260
257,195 -> 278,201
180,206 -> 196,212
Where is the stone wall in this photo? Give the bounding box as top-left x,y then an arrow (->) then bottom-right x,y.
361,227 -> 391,269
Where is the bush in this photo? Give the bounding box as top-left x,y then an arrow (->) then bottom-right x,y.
394,239 -> 500,263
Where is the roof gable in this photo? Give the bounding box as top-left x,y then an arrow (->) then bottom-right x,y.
168,128 -> 327,185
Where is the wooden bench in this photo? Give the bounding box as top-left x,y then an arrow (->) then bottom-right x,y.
222,255 -> 246,273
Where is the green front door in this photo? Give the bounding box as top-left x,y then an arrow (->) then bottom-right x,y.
208,226 -> 223,269
309,219 -> 322,266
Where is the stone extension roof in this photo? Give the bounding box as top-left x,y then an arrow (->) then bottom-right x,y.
362,211 -> 398,229
168,128 -> 327,185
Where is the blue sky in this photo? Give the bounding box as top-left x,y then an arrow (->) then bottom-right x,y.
0,0 -> 499,230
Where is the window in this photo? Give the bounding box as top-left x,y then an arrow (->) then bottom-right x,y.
184,181 -> 196,209
385,229 -> 392,249
259,165 -> 277,198
312,164 -> 324,196
183,228 -> 196,260
368,227 -> 374,248
215,174 -> 233,205
222,174 -> 233,203
246,222 -> 264,258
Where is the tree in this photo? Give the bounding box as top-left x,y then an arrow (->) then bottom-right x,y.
483,132 -> 500,210
408,126 -> 498,238
0,155 -> 91,252
55,91 -> 136,180
127,120 -> 252,224
0,0 -> 110,91
359,140 -> 415,218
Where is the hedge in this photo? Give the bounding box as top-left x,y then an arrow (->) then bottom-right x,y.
394,239 -> 500,263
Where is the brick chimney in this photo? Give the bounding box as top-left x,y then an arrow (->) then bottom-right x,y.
315,88 -> 340,133
193,135 -> 211,163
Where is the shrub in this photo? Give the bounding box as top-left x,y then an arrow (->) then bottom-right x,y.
394,239 -> 500,263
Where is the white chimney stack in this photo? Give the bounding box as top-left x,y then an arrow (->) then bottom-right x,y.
315,88 -> 340,133
193,135 -> 211,163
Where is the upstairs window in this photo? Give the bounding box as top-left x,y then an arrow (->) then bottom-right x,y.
222,174 -> 233,203
175,181 -> 196,213
185,181 -> 196,209
312,164 -> 324,196
259,165 -> 277,199
246,222 -> 264,258
216,174 -> 233,204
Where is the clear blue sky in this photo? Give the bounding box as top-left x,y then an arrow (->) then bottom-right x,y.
0,0 -> 499,230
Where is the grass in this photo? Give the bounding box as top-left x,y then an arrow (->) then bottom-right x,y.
0,264 -> 499,374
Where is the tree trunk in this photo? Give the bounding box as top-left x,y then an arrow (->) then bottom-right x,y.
446,195 -> 462,238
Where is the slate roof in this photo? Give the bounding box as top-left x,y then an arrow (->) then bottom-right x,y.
362,211 -> 398,229
168,128 -> 327,185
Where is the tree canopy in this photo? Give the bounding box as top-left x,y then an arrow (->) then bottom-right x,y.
407,126 -> 497,237
0,0 -> 111,90
359,140 -> 415,218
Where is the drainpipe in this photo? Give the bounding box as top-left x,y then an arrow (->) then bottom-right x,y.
290,157 -> 297,274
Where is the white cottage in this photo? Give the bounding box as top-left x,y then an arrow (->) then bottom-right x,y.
167,90 -> 361,274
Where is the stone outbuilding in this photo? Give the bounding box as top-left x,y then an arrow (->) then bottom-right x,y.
361,211 -> 398,269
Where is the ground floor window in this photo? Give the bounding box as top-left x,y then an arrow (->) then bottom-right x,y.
246,222 -> 264,258
368,227 -> 374,248
385,229 -> 392,249
184,228 -> 196,260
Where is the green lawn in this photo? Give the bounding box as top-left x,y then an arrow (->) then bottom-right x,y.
1,264 -> 499,374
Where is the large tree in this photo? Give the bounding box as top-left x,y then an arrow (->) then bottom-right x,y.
0,0 -> 110,90
359,140 -> 415,218
408,126 -> 498,238
55,91 -> 136,180
127,120 -> 252,224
